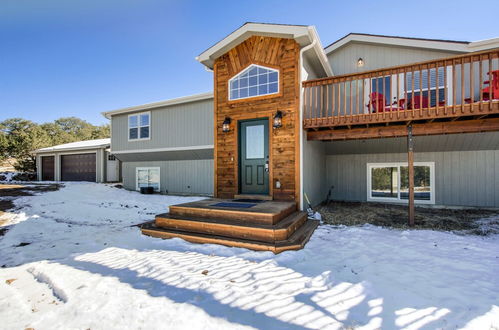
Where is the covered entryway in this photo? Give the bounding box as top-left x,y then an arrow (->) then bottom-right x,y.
61,153 -> 96,182
41,156 -> 55,181
238,119 -> 269,195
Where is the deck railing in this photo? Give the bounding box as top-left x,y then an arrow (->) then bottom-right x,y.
303,48 -> 499,128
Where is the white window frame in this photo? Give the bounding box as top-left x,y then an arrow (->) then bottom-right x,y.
367,162 -> 435,204
128,111 -> 151,141
228,64 -> 279,101
135,167 -> 160,192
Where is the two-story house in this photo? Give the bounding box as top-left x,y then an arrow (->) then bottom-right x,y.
37,23 -> 499,251
100,23 -> 499,210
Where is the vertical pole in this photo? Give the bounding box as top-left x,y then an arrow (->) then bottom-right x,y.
407,125 -> 415,226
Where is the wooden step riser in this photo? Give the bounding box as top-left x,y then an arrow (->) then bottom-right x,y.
155,215 -> 306,242
142,228 -> 281,252
141,220 -> 319,254
169,205 -> 296,225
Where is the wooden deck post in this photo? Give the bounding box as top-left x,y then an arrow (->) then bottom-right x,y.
407,125 -> 415,226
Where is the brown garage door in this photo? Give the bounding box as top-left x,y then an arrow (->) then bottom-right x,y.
41,156 -> 55,181
61,153 -> 96,182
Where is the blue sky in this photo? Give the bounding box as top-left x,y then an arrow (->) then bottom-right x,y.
1,0 -> 498,125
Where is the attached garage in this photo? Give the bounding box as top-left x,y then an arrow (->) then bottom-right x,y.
61,153 -> 96,181
41,156 -> 55,181
35,138 -> 121,183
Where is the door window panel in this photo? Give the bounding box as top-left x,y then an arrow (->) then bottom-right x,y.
246,125 -> 264,159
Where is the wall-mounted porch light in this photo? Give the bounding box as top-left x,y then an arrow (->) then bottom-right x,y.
273,111 -> 283,129
222,117 -> 231,132
357,57 -> 365,68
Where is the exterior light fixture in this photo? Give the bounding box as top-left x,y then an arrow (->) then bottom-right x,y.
357,58 -> 364,67
222,117 -> 231,132
273,111 -> 283,129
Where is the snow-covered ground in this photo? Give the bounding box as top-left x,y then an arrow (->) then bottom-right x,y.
0,183 -> 498,330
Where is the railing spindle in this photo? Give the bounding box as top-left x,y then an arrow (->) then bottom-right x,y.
396,70 -> 400,119
436,65 -> 439,115
444,62 -> 448,115
411,66 -> 415,118
461,58 -> 465,113
479,55 -> 483,112
404,68 -> 407,119
419,65 -> 423,117
355,79 -> 360,122
489,55 -> 493,111
349,79 -> 353,121
343,80 -> 346,123
470,56 -> 474,111
453,60 -> 456,114
331,84 -> 338,123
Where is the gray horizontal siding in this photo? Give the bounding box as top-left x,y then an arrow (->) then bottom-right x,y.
122,159 -> 213,196
326,151 -> 499,208
111,98 -> 214,152
327,42 -> 463,75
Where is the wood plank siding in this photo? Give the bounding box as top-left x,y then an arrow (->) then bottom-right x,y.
213,36 -> 301,201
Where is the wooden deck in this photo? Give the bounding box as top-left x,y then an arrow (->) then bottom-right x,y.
302,48 -> 499,140
141,198 -> 319,253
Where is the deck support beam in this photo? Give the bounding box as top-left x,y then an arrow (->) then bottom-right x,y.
407,125 -> 415,226
307,118 -> 499,141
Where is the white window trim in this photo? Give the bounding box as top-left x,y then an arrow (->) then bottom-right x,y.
135,167 -> 160,192
228,64 -> 279,101
367,162 -> 435,205
128,111 -> 151,141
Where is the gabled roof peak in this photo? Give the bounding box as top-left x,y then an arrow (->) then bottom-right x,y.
196,22 -> 332,76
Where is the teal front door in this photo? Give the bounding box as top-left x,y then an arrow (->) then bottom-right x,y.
239,119 -> 269,195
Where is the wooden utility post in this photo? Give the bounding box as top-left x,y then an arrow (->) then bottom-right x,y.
407,125 -> 415,226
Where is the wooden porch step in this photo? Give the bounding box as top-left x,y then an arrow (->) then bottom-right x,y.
233,194 -> 273,201
155,211 -> 307,242
141,219 -> 319,254
169,200 -> 296,225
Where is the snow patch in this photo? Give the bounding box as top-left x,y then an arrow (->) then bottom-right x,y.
0,182 -> 497,329
27,267 -> 68,303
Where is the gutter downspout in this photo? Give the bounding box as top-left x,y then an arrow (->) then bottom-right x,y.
298,37 -> 317,211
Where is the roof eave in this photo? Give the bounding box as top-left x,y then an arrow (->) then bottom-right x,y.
35,144 -> 110,154
325,33 -> 471,55
101,92 -> 214,119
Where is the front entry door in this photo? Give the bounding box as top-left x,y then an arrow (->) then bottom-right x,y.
239,119 -> 269,195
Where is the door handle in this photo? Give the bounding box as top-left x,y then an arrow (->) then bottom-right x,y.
265,160 -> 269,172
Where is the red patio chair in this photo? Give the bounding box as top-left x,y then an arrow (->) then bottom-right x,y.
408,95 -> 429,109
367,92 -> 387,113
483,70 -> 499,100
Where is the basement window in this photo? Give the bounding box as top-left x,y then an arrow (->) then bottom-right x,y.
136,167 -> 160,192
367,162 -> 435,204
229,64 -> 279,101
129,112 -> 150,140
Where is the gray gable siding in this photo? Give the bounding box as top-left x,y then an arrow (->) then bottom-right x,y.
111,98 -> 214,152
327,42 -> 464,75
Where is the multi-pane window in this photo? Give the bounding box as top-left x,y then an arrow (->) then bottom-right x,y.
229,64 -> 279,100
129,112 -> 150,140
136,167 -> 160,192
368,162 -> 434,204
406,68 -> 446,107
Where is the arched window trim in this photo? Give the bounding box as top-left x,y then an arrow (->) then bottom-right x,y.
228,64 -> 279,101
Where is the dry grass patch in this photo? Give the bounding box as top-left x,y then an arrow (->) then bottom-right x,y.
318,201 -> 499,235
